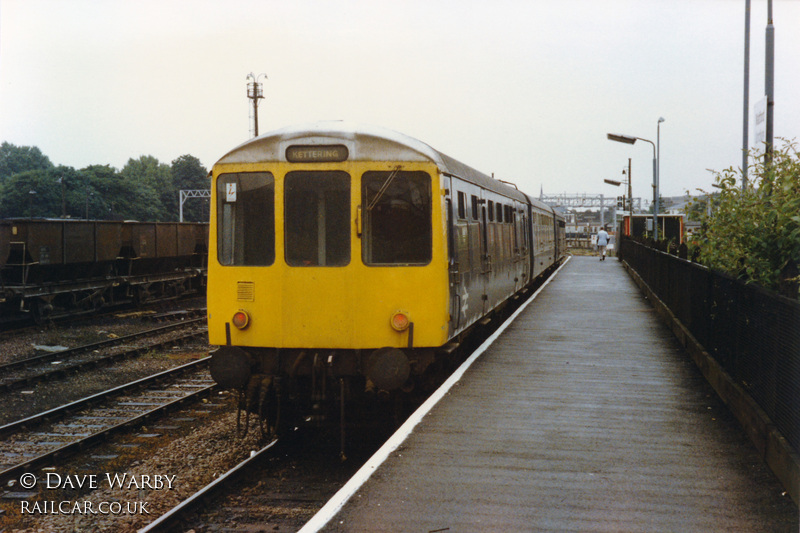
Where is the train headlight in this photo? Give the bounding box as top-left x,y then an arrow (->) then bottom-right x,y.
232,310 -> 250,329
390,311 -> 410,332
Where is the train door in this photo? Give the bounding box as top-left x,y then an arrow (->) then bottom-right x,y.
445,179 -> 462,335
512,204 -> 525,290
446,180 -> 486,337
518,208 -> 531,284
479,192 -> 490,315
526,204 -> 537,279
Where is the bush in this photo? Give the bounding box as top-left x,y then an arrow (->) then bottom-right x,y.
693,139 -> 800,298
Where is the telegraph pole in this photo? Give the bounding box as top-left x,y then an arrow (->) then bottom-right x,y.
742,0 -> 750,188
765,0 -> 775,167
246,72 -> 267,137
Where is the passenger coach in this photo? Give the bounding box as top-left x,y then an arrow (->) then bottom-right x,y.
207,122 -> 564,430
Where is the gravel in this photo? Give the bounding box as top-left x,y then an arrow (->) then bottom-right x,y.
4,396 -> 266,533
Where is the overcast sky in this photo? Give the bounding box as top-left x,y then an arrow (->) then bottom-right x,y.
2,0 -> 799,203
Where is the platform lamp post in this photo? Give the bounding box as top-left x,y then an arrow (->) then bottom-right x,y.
604,158 -> 632,236
607,132 -> 659,241
28,190 -> 36,218
58,177 -> 66,218
657,117 -> 665,240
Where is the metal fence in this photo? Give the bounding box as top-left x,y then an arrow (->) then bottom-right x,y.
620,238 -> 800,456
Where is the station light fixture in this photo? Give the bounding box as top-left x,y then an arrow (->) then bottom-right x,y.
607,133 -> 638,145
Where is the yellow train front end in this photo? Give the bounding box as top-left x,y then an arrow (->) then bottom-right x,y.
207,125 -> 450,423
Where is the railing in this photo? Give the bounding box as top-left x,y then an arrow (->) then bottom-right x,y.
620,238 -> 800,456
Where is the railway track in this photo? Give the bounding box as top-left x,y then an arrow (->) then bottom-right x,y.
139,420 -> 398,532
139,437 -> 281,532
0,293 -> 206,335
0,318 -> 207,392
0,358 -> 215,487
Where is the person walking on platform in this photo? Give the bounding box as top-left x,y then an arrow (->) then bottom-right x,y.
596,226 -> 609,261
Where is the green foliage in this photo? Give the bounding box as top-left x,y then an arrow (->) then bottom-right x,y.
83,164 -> 132,219
120,156 -> 173,221
0,142 -> 53,181
0,166 -> 104,219
693,139 -> 800,296
0,142 -> 209,222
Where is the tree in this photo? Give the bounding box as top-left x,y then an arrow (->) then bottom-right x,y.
694,139 -> 800,298
82,165 -> 127,219
0,170 -> 59,218
0,166 -> 106,219
171,154 -> 209,222
120,156 -> 172,221
0,142 -> 53,182
0,143 -> 211,222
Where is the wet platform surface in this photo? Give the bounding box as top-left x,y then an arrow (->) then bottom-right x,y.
321,256 -> 798,532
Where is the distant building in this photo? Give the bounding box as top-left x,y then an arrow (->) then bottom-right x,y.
620,214 -> 686,243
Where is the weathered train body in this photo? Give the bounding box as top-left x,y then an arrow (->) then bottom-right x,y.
0,219 -> 208,320
207,122 -> 565,429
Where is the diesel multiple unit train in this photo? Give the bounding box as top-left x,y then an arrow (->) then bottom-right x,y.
0,219 -> 208,321
207,122 -> 566,435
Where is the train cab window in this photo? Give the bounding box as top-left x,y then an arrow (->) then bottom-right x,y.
457,191 -> 467,220
216,172 -> 275,266
285,171 -> 350,267
471,195 -> 480,220
362,170 -> 431,265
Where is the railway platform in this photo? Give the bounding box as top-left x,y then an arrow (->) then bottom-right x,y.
310,255 -> 799,532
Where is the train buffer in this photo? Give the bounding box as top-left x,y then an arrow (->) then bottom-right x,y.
306,256 -> 799,532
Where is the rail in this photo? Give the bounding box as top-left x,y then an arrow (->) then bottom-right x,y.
138,438 -> 279,532
0,363 -> 215,487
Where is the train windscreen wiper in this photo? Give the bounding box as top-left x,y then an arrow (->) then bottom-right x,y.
366,166 -> 402,211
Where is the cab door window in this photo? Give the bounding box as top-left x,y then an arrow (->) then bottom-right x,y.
362,170 -> 431,265
216,172 -> 274,266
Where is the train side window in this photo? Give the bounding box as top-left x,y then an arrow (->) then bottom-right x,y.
496,203 -> 503,223
362,170 -> 431,265
457,191 -> 466,220
488,201 -> 494,222
471,195 -> 479,220
216,172 -> 275,266
285,171 -> 350,267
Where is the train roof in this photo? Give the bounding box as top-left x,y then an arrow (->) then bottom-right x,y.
215,121 -> 541,205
